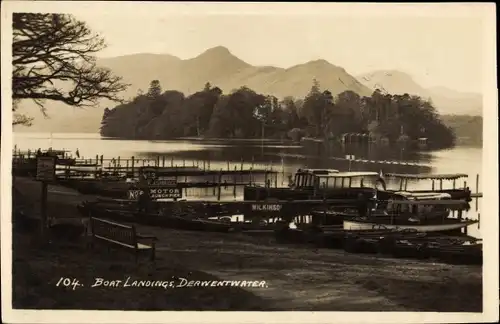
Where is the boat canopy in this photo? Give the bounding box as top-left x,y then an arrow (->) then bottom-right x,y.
388,199 -> 469,207
395,191 -> 452,200
296,169 -> 339,175
385,173 -> 468,180
326,171 -> 380,178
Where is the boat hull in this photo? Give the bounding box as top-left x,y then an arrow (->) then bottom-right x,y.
343,219 -> 477,232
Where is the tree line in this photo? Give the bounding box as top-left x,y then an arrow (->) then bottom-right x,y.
10,13 -> 456,150
100,79 -> 456,149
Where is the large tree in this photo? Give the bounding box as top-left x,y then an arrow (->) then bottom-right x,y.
12,13 -> 129,125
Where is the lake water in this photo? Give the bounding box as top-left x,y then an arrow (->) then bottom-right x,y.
12,132 -> 483,238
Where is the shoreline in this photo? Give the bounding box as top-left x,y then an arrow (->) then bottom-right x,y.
11,177 -> 482,311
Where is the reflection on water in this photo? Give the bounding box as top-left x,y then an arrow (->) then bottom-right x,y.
13,132 -> 483,238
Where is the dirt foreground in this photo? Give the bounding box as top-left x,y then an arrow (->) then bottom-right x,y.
11,177 -> 482,311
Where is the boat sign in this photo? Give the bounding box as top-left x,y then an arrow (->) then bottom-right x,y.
127,187 -> 182,200
140,167 -> 158,180
36,156 -> 56,181
151,178 -> 177,186
251,204 -> 283,212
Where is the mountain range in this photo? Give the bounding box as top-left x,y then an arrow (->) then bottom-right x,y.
14,46 -> 482,133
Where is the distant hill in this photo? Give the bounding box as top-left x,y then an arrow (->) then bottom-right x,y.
15,47 -> 480,133
356,70 -> 482,116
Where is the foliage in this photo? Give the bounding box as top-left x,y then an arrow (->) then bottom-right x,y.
12,13 -> 129,126
441,115 -> 482,147
101,79 -> 456,149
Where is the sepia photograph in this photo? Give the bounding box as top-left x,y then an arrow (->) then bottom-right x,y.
1,2 -> 498,323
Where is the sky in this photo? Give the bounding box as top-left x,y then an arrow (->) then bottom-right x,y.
8,2 -> 494,93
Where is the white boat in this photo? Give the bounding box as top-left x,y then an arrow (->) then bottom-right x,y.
343,218 -> 478,232
343,198 -> 477,233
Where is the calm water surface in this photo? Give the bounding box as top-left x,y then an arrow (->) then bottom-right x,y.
13,132 -> 484,238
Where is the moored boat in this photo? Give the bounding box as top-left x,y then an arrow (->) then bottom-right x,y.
385,173 -> 472,201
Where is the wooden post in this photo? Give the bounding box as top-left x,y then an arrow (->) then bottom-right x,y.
439,179 -> 443,190
203,160 -> 206,171
275,173 -> 278,188
157,156 -> 160,167
162,156 -> 165,167
171,157 -> 174,167
131,156 -> 135,175
452,179 -> 456,189
40,181 -> 48,237
233,166 -> 237,198
212,175 -> 216,195
478,213 -> 480,229
475,174 -> 479,212
431,180 -> 435,191
217,169 -> 222,201
227,161 -> 230,171
117,156 -> 121,171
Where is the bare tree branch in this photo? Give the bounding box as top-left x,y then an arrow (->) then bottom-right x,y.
12,13 -> 130,125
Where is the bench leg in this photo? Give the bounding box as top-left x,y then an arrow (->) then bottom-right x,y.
135,250 -> 138,264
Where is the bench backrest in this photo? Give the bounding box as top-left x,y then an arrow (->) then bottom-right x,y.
90,217 -> 137,247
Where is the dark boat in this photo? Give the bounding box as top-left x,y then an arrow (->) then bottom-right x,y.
77,200 -> 233,233
243,169 -> 396,212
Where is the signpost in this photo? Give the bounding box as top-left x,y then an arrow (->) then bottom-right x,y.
36,156 -> 56,237
127,186 -> 182,200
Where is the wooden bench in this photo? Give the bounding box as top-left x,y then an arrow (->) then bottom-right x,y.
89,217 -> 157,263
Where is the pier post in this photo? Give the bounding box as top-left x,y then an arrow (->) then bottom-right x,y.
439,179 -> 443,190
212,175 -> 216,195
100,155 -> 104,166
240,159 -> 243,171
208,160 -> 211,170
478,213 -> 480,229
475,174 -> 479,212
217,169 -> 222,201
227,161 -> 230,171
171,157 -> 174,167
95,155 -> 99,174
233,166 -> 237,198
157,156 -> 160,167
117,156 -> 121,171
131,156 -> 135,175
203,160 -> 206,171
